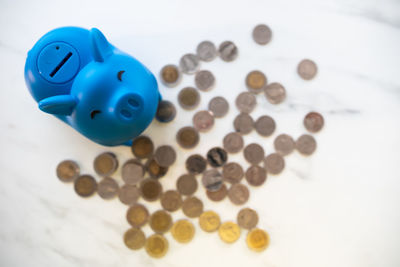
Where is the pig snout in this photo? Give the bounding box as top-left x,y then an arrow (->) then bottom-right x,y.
115,92 -> 143,122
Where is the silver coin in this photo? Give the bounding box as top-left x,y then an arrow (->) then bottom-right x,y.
156,100 -> 176,123
193,110 -> 214,132
228,183 -> 250,205
245,165 -> 267,186
206,147 -> 228,167
93,152 -> 118,177
196,41 -> 217,62
218,41 -> 238,62
264,153 -> 285,175
243,143 -> 265,165
202,169 -> 223,192
222,162 -> 244,184
208,96 -> 229,118
264,82 -> 286,104
254,115 -> 275,137
235,92 -> 257,113
56,160 -> 80,182
195,70 -> 215,91
178,87 -> 200,110
122,159 -> 144,185
233,113 -> 254,134
154,145 -> 177,167
98,177 -> 119,200
160,64 -> 181,87
118,184 -> 141,205
297,59 -> 317,80
223,132 -> 244,153
179,53 -> 200,74
252,24 -> 272,45
296,134 -> 317,155
274,134 -> 295,156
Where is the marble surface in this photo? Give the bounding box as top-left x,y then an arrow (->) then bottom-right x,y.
0,0 -> 400,266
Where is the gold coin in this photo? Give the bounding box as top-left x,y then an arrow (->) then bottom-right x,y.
74,175 -> 97,197
149,210 -> 173,233
199,211 -> 220,232
218,221 -> 241,243
123,228 -> 146,250
126,204 -> 149,228
145,234 -> 169,258
171,219 -> 195,243
246,70 -> 267,93
246,228 -> 270,252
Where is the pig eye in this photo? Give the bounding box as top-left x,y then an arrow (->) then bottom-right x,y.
117,70 -> 125,81
90,110 -> 101,119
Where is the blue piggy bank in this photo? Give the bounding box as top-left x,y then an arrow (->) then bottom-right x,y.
24,27 -> 160,146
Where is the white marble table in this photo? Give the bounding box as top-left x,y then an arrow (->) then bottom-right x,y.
0,0 -> 399,266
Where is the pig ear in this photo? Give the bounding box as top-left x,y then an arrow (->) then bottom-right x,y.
90,28 -> 113,62
38,95 -> 77,115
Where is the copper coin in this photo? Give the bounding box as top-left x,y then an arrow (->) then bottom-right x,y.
121,159 -> 144,185
254,115 -> 275,137
131,135 -> 154,159
264,82 -> 286,104
297,59 -> 317,80
193,110 -> 214,132
237,208 -> 259,230
207,147 -> 228,167
156,100 -> 176,123
243,143 -> 265,165
160,64 -> 181,87
126,204 -> 149,227
124,228 -> 146,250
149,210 -> 173,233
202,169 -> 223,192
178,87 -> 200,110
223,132 -> 244,153
140,178 -> 162,202
154,145 -> 176,167
93,152 -> 118,177
182,196 -> 204,218
97,177 -> 119,200
196,40 -> 217,62
252,24 -> 272,45
176,174 -> 198,196
274,134 -> 295,156
195,70 -> 215,91
74,175 -> 97,198
296,134 -> 317,155
160,190 -> 182,212
206,183 -> 228,202
304,112 -> 324,133
222,162 -> 244,184
176,126 -> 200,149
179,53 -> 200,74
56,160 -> 80,182
246,70 -> 267,94
264,153 -> 285,175
208,96 -> 229,118
228,183 -> 250,205
245,165 -> 267,186
235,92 -> 257,113
218,41 -> 238,62
185,154 -> 207,174
233,113 -> 254,134
145,157 -> 168,179
118,184 -> 141,205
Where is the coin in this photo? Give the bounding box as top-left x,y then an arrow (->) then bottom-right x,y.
274,134 -> 295,156
195,70 -> 215,91
74,175 -> 97,198
235,92 -> 257,113
171,219 -> 195,243
264,82 -> 286,104
176,174 -> 198,196
202,169 -> 223,192
304,112 -> 324,133
208,96 -> 229,118
149,210 -> 173,233
131,135 -> 154,159
218,222 -> 241,243
218,41 -> 238,62
252,24 -> 272,45
154,145 -> 176,167
121,159 -> 144,185
185,154 -> 207,174
93,152 -> 118,177
140,178 -> 162,202
182,196 -> 204,218
126,204 -> 149,227
297,59 -> 317,80
123,228 -> 146,250
193,110 -> 214,132
199,211 -> 221,232
223,132 -> 244,153
179,53 -> 200,74
246,228 -> 270,252
56,160 -> 80,182
206,183 -> 228,202
206,147 -> 228,167
196,41 -> 217,62
264,153 -> 285,174
160,190 -> 182,212
254,115 -> 275,137
233,113 -> 254,134
178,87 -> 200,110
228,183 -> 250,205
246,70 -> 267,94
237,208 -> 259,230
145,234 -> 169,258
222,162 -> 244,184
97,177 -> 119,200
160,64 -> 181,87
118,184 -> 141,205
243,143 -> 265,165
176,126 -> 200,149
295,134 -> 317,155
156,100 -> 176,123
245,165 -> 267,186
145,157 -> 168,179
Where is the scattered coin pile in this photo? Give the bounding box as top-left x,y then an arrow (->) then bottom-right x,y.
55,24 -> 324,259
